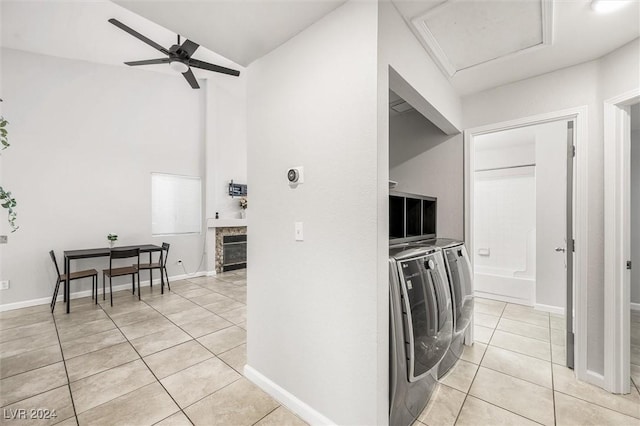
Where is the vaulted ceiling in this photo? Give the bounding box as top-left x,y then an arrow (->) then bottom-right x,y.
113,0 -> 347,67
2,0 -> 638,96
0,0 -> 245,82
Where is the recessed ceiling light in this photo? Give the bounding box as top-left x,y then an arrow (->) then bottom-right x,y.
591,0 -> 632,13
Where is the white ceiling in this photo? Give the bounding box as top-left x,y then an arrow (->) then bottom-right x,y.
2,0 -> 638,96
412,0 -> 547,75
393,0 -> 640,95
113,0 -> 347,67
0,0 -> 245,82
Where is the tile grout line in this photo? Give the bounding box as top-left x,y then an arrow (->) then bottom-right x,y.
451,302 -> 503,425
97,288 -> 196,425
491,304 -> 640,421
105,276 -> 246,424
68,297 -> 158,420
149,276 -> 251,424
51,309 -> 80,426
140,289 -> 247,424
180,376 -> 244,422
250,405 -> 280,425
0,345 -> 64,381
475,304 -> 630,424
0,275 -> 248,425
552,388 -> 640,420
453,302 -> 551,426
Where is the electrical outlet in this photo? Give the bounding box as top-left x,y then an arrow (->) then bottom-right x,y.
0,280 -> 9,290
0,235 -> 7,244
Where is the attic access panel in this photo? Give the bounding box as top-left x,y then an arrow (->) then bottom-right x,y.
411,0 -> 553,77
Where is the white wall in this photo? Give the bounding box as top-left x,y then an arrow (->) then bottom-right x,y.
245,2 -> 381,424
600,39 -> 640,102
204,75 -> 248,274
377,4 -> 462,422
0,48 -> 206,307
389,110 -> 463,240
205,75 -> 247,221
379,1 -> 462,134
463,38 -> 640,375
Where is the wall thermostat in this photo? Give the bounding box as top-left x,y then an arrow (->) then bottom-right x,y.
287,167 -> 304,184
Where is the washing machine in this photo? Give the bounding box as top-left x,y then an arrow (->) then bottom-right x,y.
389,244 -> 453,426
419,239 -> 474,379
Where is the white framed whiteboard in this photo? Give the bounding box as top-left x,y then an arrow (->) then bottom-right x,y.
151,173 -> 202,236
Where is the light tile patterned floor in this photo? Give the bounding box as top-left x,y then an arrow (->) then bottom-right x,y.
2,282 -> 639,426
0,270 -> 306,426
416,298 -> 640,426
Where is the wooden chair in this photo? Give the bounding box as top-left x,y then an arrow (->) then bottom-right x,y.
49,250 -> 98,313
135,242 -> 171,293
103,248 -> 140,306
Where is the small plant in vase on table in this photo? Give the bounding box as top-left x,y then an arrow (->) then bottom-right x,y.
107,233 -> 118,248
239,197 -> 247,219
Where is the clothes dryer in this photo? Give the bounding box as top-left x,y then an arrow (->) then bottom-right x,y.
418,239 -> 474,378
389,245 -> 453,426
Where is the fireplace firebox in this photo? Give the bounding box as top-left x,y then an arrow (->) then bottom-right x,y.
222,234 -> 247,271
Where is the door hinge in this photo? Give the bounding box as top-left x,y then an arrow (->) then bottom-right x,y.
572,146 -> 576,157
627,261 -> 632,270
571,239 -> 575,252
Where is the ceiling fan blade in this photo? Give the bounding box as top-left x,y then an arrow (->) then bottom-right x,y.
108,18 -> 169,56
188,59 -> 240,77
124,58 -> 170,66
182,68 -> 200,89
180,39 -> 199,57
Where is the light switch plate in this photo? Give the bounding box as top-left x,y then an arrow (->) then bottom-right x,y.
295,222 -> 304,241
0,281 -> 9,290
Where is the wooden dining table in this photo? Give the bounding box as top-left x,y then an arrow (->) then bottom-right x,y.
63,244 -> 164,313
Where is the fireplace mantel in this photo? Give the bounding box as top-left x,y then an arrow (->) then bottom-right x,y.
207,218 -> 247,228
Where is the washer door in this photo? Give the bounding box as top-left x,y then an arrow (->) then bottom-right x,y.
398,253 -> 453,381
444,245 -> 474,334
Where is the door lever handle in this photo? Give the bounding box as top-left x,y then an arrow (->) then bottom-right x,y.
555,247 -> 566,253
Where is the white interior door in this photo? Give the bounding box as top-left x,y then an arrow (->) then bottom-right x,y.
472,121 -> 570,308
535,120 -> 570,314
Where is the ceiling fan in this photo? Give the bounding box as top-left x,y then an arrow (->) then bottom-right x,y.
108,18 -> 240,89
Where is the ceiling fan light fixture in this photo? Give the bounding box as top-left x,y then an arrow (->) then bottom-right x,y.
591,0 -> 631,13
169,60 -> 189,74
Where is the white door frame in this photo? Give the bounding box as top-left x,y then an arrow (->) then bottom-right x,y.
465,105 -> 589,383
604,88 -> 639,394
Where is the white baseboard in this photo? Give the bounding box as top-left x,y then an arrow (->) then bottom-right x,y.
207,270 -> 217,277
474,291 -> 532,307
0,271 -> 208,312
585,369 -> 606,388
534,303 -> 565,315
244,364 -> 334,426
631,302 -> 640,312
